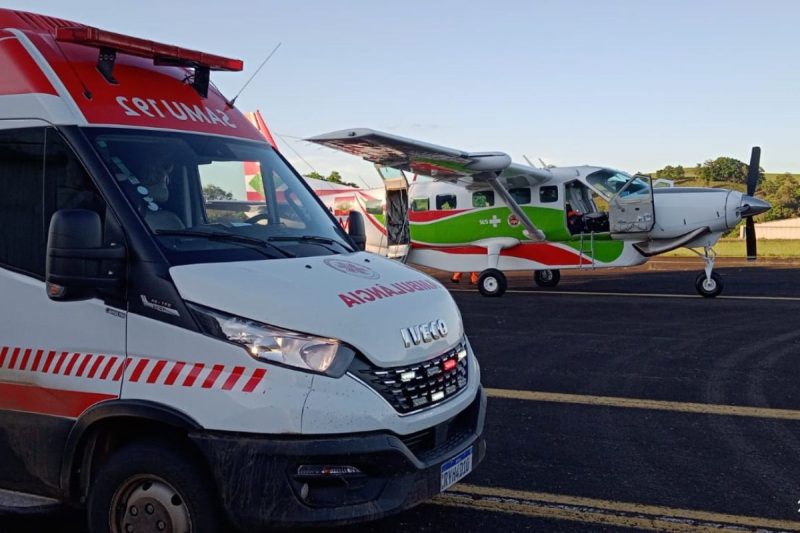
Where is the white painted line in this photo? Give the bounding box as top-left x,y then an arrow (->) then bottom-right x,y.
448,288 -> 800,302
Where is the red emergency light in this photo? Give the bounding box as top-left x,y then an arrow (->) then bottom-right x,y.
54,25 -> 243,97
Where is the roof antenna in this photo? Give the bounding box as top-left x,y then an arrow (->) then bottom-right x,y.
523,155 -> 537,168
226,42 -> 282,109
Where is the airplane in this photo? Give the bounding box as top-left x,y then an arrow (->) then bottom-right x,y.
300,128 -> 771,298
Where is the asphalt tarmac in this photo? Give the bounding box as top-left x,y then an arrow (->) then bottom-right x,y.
4,259 -> 800,532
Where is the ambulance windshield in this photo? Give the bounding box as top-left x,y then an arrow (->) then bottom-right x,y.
85,128 -> 353,265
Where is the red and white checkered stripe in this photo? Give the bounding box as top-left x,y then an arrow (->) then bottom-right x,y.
0,346 -> 126,381
0,347 -> 267,393
125,357 -> 266,393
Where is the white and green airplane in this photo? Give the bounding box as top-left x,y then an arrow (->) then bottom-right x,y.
305,129 -> 771,298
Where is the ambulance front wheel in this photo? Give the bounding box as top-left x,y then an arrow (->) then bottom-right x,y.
534,269 -> 561,288
478,268 -> 507,297
87,440 -> 225,533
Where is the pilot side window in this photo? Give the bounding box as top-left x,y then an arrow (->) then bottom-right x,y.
411,198 -> 429,211
539,186 -> 558,203
509,187 -> 531,204
0,128 -> 107,278
436,194 -> 457,210
472,191 -> 494,207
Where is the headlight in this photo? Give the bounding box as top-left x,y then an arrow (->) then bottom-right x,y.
188,303 -> 355,377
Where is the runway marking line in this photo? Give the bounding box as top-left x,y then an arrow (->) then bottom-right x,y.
449,288 -> 800,301
486,388 -> 800,421
432,484 -> 800,532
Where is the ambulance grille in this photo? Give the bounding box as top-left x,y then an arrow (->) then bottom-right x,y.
350,343 -> 468,414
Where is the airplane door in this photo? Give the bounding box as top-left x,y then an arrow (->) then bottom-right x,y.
375,165 -> 410,260
609,175 -> 655,233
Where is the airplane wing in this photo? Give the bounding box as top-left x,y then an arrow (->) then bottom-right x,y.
306,128 -> 513,178
306,128 -> 547,241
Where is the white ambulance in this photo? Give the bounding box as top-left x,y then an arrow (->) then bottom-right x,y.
0,10 -> 485,532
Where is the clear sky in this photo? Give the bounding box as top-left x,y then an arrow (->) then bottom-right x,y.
7,0 -> 800,187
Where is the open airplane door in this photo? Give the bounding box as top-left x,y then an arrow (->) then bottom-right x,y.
375,165 -> 411,261
609,175 -> 656,235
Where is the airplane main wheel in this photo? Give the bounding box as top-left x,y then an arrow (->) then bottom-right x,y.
534,269 -> 561,288
478,269 -> 507,297
695,272 -> 723,298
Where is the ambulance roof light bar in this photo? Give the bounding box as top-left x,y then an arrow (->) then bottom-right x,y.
55,26 -> 243,98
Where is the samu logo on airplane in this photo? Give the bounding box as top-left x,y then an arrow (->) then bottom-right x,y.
401,319 -> 448,348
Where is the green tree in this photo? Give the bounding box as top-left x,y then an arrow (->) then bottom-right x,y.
761,173 -> 800,221
203,184 -> 233,200
655,165 -> 685,180
699,157 -> 748,184
304,170 -> 358,188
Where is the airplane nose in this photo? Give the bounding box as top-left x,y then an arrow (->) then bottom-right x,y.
740,195 -> 771,217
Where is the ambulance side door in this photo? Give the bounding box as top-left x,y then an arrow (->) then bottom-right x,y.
0,126 -> 127,496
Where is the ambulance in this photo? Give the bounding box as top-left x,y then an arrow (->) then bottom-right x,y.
0,10 -> 485,532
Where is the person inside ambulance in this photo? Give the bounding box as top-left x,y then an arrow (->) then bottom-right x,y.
132,152 -> 184,231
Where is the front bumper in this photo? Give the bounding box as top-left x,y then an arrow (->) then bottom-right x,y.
190,386 -> 486,529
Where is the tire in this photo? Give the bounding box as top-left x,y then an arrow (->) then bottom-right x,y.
87,441 -> 225,533
695,272 -> 723,298
534,269 -> 561,288
478,268 -> 507,297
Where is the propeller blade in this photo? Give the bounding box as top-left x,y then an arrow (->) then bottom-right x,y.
745,216 -> 757,261
746,146 -> 761,197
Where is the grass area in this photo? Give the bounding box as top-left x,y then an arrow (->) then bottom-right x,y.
665,239 -> 800,257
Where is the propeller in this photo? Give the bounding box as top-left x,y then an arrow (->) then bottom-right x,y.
744,146 -> 761,260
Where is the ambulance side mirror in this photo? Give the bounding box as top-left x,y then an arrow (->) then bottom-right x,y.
347,211 -> 367,251
46,209 -> 126,301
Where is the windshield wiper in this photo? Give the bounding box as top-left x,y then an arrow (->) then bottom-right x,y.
266,235 -> 352,253
155,230 -> 295,258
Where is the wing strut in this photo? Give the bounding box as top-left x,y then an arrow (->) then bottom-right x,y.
484,174 -> 546,242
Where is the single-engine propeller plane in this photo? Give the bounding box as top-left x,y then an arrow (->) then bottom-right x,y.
304,129 -> 771,298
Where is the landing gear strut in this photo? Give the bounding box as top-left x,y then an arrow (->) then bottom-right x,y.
691,245 -> 723,297
534,269 -> 561,288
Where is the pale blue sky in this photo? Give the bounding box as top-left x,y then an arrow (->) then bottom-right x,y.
6,0 -> 799,186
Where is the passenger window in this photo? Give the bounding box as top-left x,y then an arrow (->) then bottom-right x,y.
436,194 -> 457,210
539,186 -> 558,203
472,191 -> 494,207
45,132 -> 106,224
411,198 -> 429,211
509,187 -> 531,204
0,128 -> 46,276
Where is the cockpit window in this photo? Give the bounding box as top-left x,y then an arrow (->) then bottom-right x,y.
587,170 -> 650,198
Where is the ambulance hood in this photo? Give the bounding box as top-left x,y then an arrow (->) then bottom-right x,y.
169,252 -> 463,367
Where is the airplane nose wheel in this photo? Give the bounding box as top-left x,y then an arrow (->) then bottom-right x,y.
695,272 -> 723,298
534,269 -> 561,288
478,268 -> 507,297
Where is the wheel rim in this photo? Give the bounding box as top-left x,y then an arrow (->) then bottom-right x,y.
483,277 -> 498,293
539,270 -> 553,282
702,278 -> 717,292
111,475 -> 191,533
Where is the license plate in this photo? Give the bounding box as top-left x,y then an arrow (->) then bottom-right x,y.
440,447 -> 473,491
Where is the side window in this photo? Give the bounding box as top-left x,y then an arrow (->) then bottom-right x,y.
411,198 -> 429,211
539,186 -> 559,203
0,128 -> 46,276
45,131 -> 106,224
472,190 -> 495,207
436,194 -> 457,210
509,187 -> 531,204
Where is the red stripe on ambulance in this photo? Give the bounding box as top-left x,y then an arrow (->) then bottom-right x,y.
0,382 -> 115,418
0,347 -> 267,394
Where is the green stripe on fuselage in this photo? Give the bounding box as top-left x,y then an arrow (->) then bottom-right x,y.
409,206 -> 624,263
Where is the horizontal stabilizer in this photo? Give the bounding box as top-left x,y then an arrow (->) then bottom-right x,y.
632,227 -> 710,257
